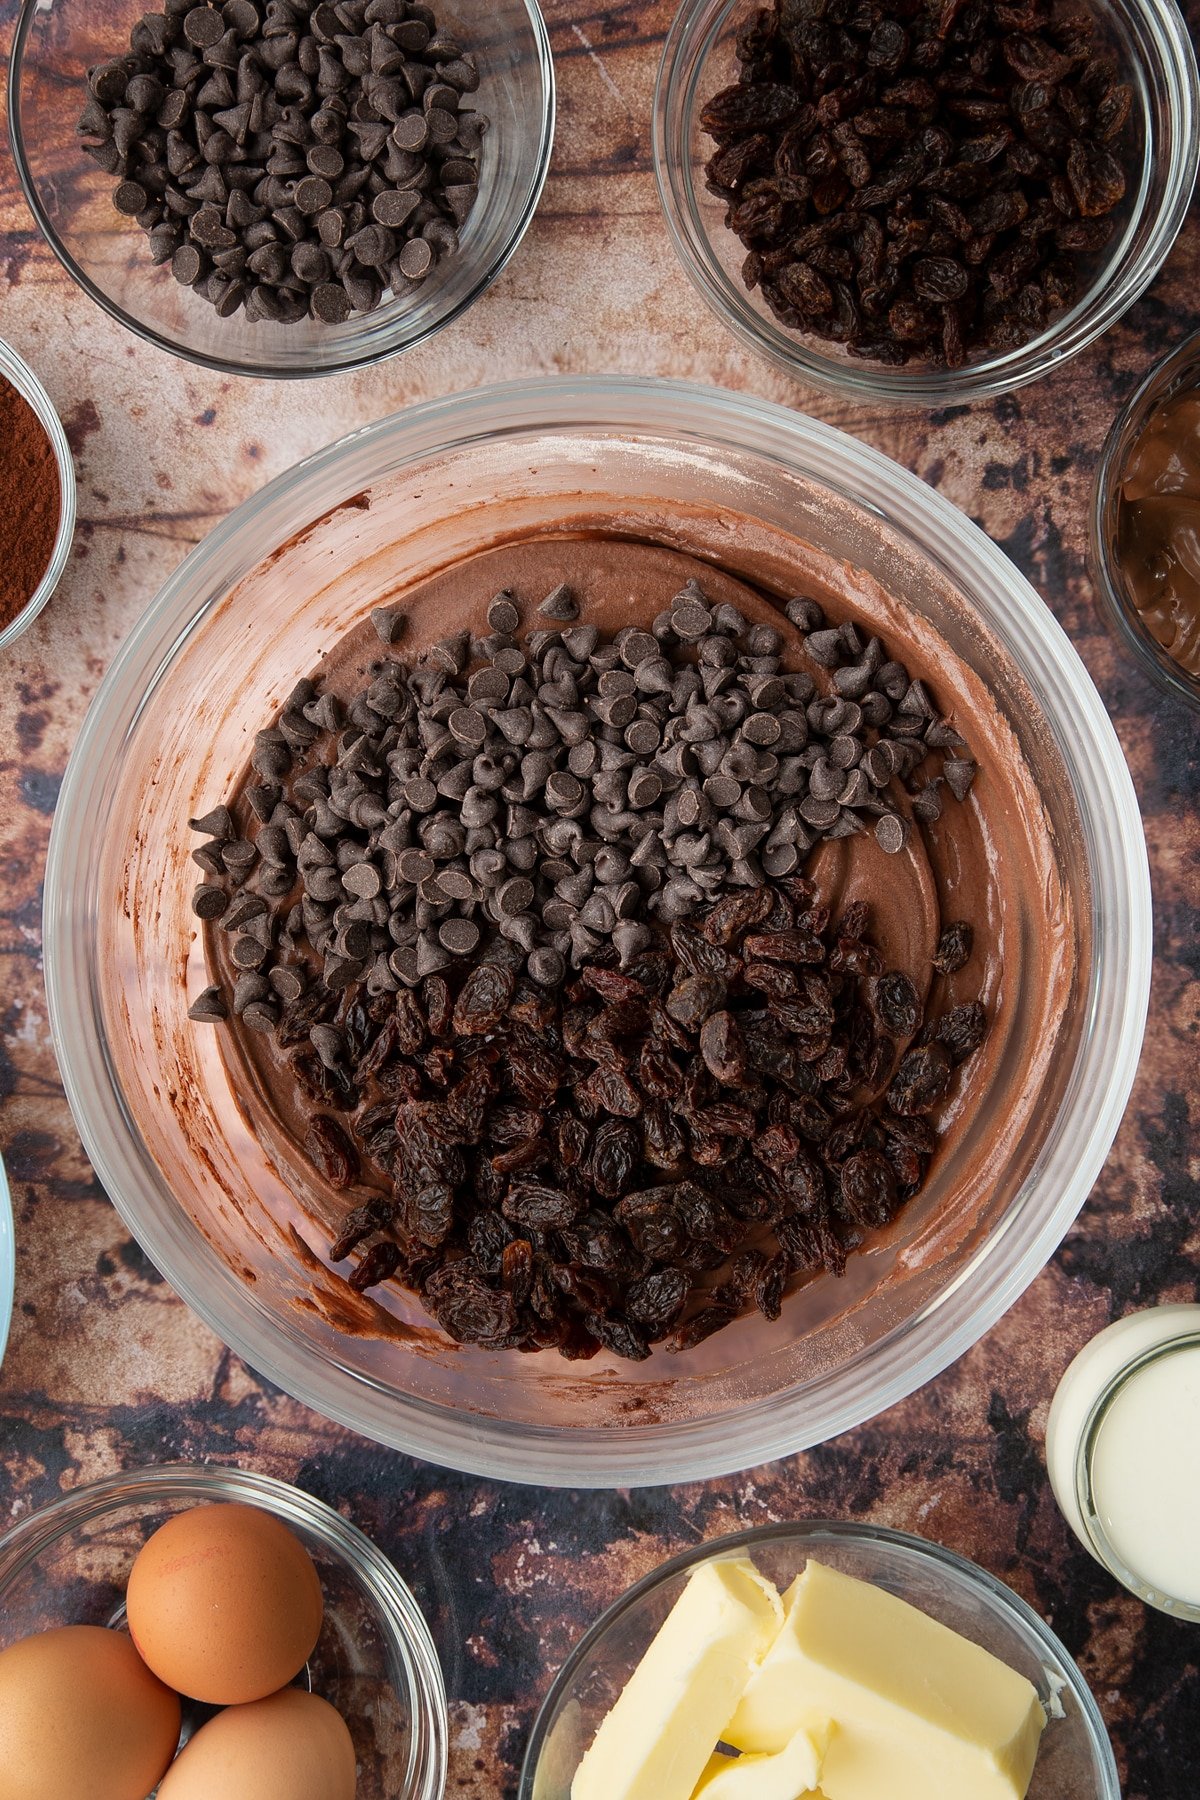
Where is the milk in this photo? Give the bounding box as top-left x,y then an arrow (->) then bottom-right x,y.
1045,1305 -> 1200,1618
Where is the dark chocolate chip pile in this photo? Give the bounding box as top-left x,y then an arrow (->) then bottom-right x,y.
78,0 -> 486,326
188,578 -> 976,1005
227,880 -> 986,1358
703,0 -> 1134,368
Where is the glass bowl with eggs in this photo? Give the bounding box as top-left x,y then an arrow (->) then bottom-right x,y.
0,1462 -> 446,1800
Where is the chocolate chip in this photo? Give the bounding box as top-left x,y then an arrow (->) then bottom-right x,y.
371,604 -> 406,644
440,917 -> 481,955
875,812 -> 911,854
943,758 -> 977,801
538,583 -> 578,621
188,984 -> 228,1021
805,628 -> 845,667
184,6 -> 224,47
372,186 -> 421,228
786,597 -> 824,631
487,592 -> 520,633
342,861 -> 382,898
397,236 -> 433,279
172,242 -> 206,284
310,281 -> 351,321
189,804 -> 234,838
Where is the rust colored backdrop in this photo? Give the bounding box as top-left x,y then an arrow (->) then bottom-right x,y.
1,1 -> 1197,1794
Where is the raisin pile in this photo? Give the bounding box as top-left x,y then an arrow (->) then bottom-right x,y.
294,878 -> 985,1359
702,0 -> 1134,367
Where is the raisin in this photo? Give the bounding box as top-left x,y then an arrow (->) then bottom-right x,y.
500,1238 -> 534,1306
888,1042 -> 954,1113
625,1267 -> 690,1328
666,973 -> 728,1031
1066,140 -> 1125,217
663,1302 -> 738,1352
583,1313 -> 651,1361
932,921 -> 973,972
452,963 -> 516,1035
912,254 -> 969,301
707,131 -> 774,194
305,1116 -> 359,1188
614,1191 -> 685,1260
403,1181 -> 455,1248
871,970 -> 923,1037
936,1000 -> 988,1060
753,1253 -> 789,1320
502,1181 -> 585,1230
701,82 -> 804,139
425,1267 -> 518,1347
699,1011 -> 748,1085
578,1064 -> 643,1118
423,974 -> 455,1039
590,1118 -> 640,1199
838,1148 -> 899,1226
329,1196 -> 394,1261
348,1240 -> 401,1292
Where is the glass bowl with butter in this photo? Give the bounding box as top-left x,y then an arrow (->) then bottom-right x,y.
1091,327 -> 1200,709
520,1521 -> 1119,1800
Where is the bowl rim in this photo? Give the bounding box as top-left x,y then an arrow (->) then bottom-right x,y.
0,336 -> 77,648
0,1460 -> 449,1800
1089,324 -> 1200,712
516,1518 -> 1122,1800
651,0 -> 1200,407
43,374 -> 1152,1487
6,0 -> 556,381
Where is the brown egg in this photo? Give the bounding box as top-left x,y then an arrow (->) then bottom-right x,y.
126,1503 -> 324,1704
157,1688 -> 357,1800
0,1624 -> 181,1800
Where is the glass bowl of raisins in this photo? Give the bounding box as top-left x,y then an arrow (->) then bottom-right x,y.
8,0 -> 554,378
654,0 -> 1198,404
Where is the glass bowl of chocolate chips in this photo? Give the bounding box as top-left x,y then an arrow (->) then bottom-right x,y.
654,0 -> 1198,404
44,376 -> 1149,1485
8,0 -> 554,377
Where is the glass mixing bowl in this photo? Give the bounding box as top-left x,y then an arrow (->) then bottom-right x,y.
8,0 -> 554,379
42,377 -> 1150,1486
0,1463 -> 447,1800
518,1522 -> 1120,1800
654,0 -> 1199,406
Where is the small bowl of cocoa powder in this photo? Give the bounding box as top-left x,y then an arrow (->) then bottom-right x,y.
0,338 -> 76,649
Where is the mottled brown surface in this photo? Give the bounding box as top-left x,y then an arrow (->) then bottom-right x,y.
0,1 -> 1197,1794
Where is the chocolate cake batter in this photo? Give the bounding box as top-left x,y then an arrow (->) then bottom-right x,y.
203,531 -> 1078,1333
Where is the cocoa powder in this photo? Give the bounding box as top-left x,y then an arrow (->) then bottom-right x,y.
0,373 -> 61,632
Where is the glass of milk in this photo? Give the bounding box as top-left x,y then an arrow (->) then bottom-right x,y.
1046,1304 -> 1200,1620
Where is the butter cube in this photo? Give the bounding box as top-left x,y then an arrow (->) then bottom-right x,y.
725,1560 -> 1046,1800
691,1719 -> 831,1800
572,1558 -> 783,1800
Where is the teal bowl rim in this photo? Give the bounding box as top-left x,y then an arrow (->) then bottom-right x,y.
0,1152 -> 12,1371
